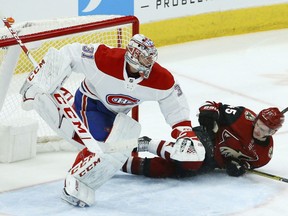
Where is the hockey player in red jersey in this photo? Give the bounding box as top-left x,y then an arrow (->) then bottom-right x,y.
122,101 -> 284,178
21,34 -> 205,207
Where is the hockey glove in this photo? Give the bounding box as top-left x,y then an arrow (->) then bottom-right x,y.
171,121 -> 193,139
225,158 -> 250,177
198,101 -> 220,131
171,130 -> 206,163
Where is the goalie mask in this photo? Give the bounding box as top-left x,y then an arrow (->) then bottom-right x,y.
253,107 -> 284,140
125,34 -> 158,79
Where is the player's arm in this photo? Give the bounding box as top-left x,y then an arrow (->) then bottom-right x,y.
150,82 -> 206,168
157,80 -> 194,138
198,101 -> 221,132
198,102 -> 244,132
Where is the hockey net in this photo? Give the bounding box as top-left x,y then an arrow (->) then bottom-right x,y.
0,15 -> 139,153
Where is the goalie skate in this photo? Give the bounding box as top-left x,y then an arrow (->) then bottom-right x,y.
61,173 -> 95,207
61,189 -> 89,208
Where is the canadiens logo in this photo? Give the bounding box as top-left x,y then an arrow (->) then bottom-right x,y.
106,94 -> 139,106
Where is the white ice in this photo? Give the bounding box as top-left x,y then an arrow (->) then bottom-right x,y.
1,29 -> 288,216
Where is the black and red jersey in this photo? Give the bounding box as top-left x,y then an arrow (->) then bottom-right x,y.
213,103 -> 273,169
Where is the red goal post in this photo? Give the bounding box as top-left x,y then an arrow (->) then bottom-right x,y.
0,15 -> 139,145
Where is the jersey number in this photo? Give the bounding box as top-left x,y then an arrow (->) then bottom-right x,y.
81,45 -> 94,59
225,108 -> 237,115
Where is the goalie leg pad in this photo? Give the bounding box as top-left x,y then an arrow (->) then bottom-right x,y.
33,93 -> 63,134
33,92 -> 84,150
102,113 -> 141,155
69,151 -> 122,189
64,147 -> 126,206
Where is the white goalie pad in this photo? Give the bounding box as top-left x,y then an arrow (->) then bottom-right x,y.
32,89 -> 141,154
31,89 -> 141,206
32,92 -> 83,150
63,113 -> 141,207
103,113 -> 141,154
63,152 -> 124,207
170,137 -> 206,162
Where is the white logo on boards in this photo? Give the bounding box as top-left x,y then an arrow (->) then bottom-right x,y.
82,0 -> 102,13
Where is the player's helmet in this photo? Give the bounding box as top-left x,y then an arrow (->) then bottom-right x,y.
253,107 -> 284,140
125,34 -> 158,79
257,107 -> 284,130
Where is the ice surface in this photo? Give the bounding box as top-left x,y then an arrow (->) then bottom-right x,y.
1,29 -> 288,215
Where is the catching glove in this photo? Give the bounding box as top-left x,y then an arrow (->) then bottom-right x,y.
225,158 -> 250,177
198,101 -> 220,131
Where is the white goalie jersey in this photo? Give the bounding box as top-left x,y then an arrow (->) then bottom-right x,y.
51,42 -> 191,128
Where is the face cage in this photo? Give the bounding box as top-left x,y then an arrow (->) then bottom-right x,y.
138,53 -> 157,78
125,48 -> 158,79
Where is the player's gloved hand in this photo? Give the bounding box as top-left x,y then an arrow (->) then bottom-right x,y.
225,158 -> 250,177
198,101 -> 220,131
171,130 -> 206,163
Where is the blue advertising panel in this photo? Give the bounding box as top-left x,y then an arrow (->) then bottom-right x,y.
78,0 -> 134,16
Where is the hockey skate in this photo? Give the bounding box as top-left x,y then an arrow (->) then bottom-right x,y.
61,174 -> 95,207
61,188 -> 89,207
137,136 -> 151,152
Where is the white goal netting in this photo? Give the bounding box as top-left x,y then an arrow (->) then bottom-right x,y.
0,15 -> 139,151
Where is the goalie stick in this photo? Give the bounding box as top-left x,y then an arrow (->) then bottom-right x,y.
1,16 -> 38,68
1,16 -> 103,154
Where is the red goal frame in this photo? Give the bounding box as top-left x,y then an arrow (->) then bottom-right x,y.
0,15 -> 140,121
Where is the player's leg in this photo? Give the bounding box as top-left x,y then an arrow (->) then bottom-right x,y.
31,86 -> 141,206
122,132 -> 214,178
62,147 -> 123,207
62,113 -> 141,207
63,92 -> 141,206
122,155 -> 178,178
137,136 -> 205,171
32,88 -> 85,150
73,89 -> 117,141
